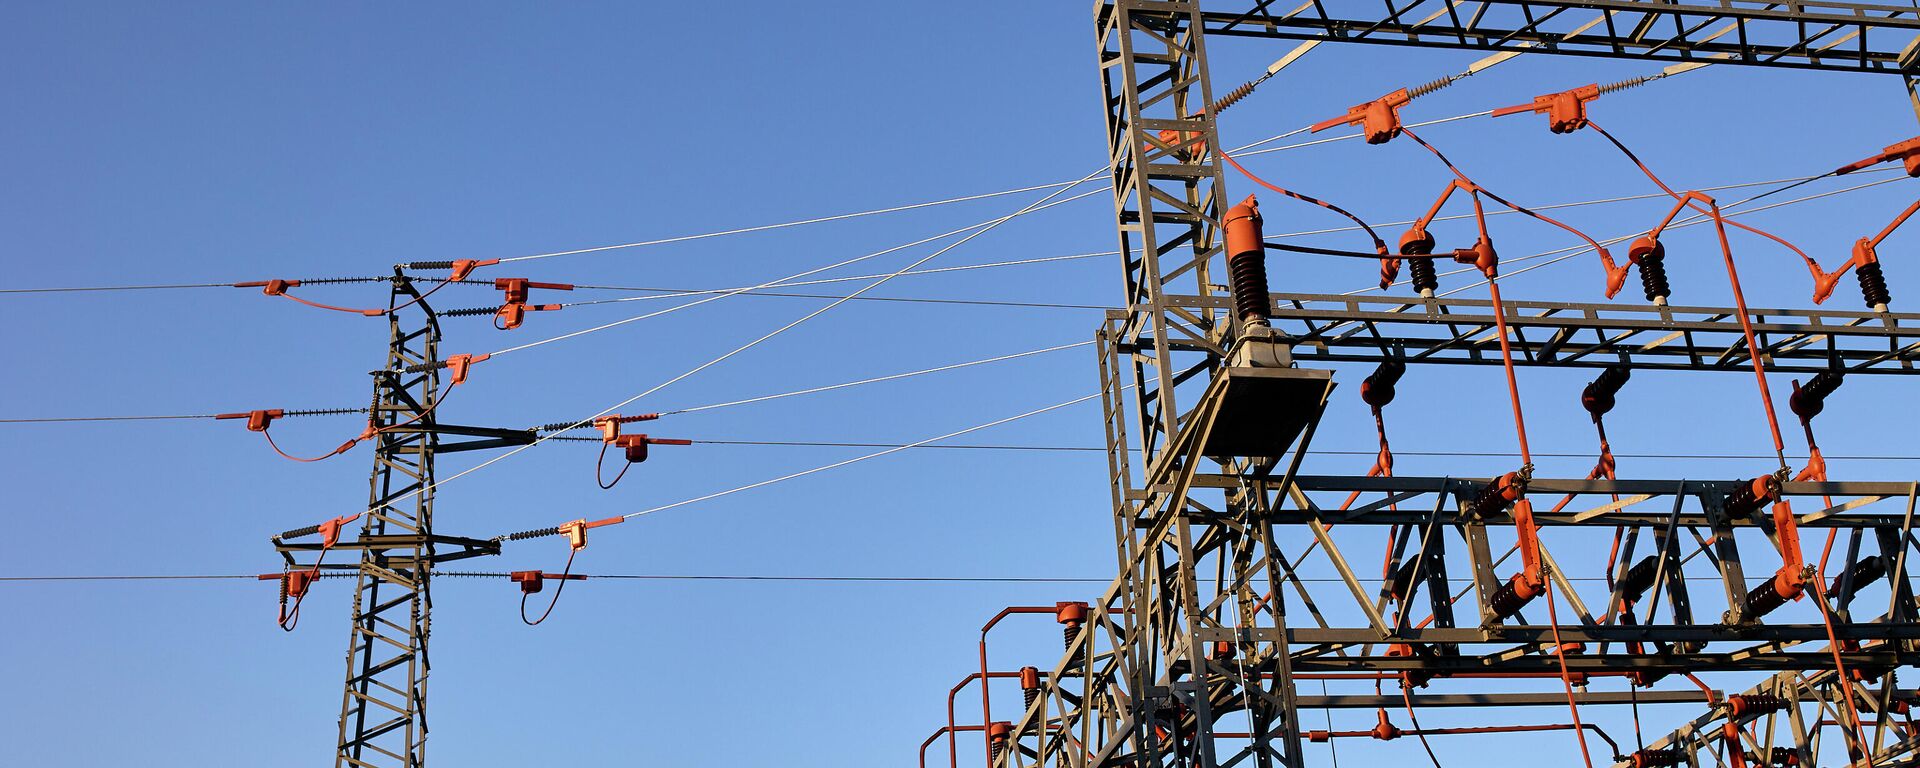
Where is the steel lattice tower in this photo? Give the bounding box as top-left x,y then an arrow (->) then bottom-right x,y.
974,3 -> 1920,768
272,273 -> 514,767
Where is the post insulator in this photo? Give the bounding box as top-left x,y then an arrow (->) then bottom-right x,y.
1723,476 -> 1780,519
1745,747 -> 1800,767
1224,196 -> 1272,327
1056,601 -> 1089,649
1487,571 -> 1545,621
1387,557 -> 1422,603
1618,555 -> 1661,605
1464,472 -> 1527,520
1361,358 -> 1406,409
988,721 -> 1013,758
1743,567 -> 1809,621
1629,237 -> 1672,303
1789,369 -> 1844,421
1857,260 -> 1893,309
1630,748 -> 1686,768
1400,229 -> 1438,294
1829,555 -> 1888,604
1728,693 -> 1788,719
1581,365 -> 1632,420
1019,665 -> 1042,710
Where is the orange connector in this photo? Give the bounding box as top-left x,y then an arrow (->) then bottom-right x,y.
509,570 -> 587,594
1491,84 -> 1600,134
611,434 -> 692,464
1309,89 -> 1410,144
217,409 -> 286,432
1835,136 -> 1920,177
232,280 -> 385,316
492,278 -> 574,330
557,516 -> 627,551
443,353 -> 489,385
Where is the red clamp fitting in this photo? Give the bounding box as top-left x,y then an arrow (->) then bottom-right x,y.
592,413 -> 662,443
557,516 -> 626,551
611,434 -> 692,463
259,568 -> 320,598
1836,136 -> 1920,177
494,278 -> 574,304
492,278 -> 574,330
446,258 -> 499,282
509,569 -> 587,594
1310,89 -> 1410,144
1368,709 -> 1402,741
317,513 -> 362,549
1451,238 -> 1498,278
1491,84 -> 1600,134
217,408 -> 286,432
443,353 -> 489,385
257,279 -> 300,296
494,302 -> 563,330
1156,128 -> 1207,158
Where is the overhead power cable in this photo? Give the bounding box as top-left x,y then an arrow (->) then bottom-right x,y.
533,341 -> 1092,431
493,181 -> 1088,264
380,171 -> 1115,528
536,438 -> 1920,462
1,276 -> 390,296
608,392 -> 1102,524
8,173 -> 1892,430
0,408 -> 364,425
477,191 -> 1100,361
574,168 -> 1912,527
0,572 -> 1672,585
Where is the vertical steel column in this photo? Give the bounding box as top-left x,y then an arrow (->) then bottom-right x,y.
1079,3 -> 1308,767
335,273 -> 442,768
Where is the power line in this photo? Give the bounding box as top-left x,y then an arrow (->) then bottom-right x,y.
535,341 -> 1093,431
0,408 -> 366,425
0,276 -> 391,296
545,437 -> 1920,463
611,393 -> 1105,524
482,191 -> 1102,360
0,572 -> 1679,585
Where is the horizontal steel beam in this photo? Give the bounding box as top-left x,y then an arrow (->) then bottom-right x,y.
1200,0 -> 1920,74
1131,292 -> 1920,374
1297,690 -> 1720,709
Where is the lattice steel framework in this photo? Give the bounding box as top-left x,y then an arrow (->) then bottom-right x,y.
963,3 -> 1920,768
1203,1 -> 1920,74
271,274 -> 512,768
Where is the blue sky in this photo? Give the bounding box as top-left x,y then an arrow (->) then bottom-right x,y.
3,3 -> 1916,766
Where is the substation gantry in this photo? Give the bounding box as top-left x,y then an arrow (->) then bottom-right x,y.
927,3 -> 1920,768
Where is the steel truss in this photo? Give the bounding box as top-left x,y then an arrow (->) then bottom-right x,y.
1203,1 -> 1920,74
270,273 -> 530,768
964,3 -> 1920,768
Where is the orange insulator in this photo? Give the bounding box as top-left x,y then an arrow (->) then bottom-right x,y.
1725,476 -> 1780,518
1225,195 -> 1264,261
1728,694 -> 1788,719
1224,195 -> 1271,326
1057,601 -> 1090,648
987,721 -> 1013,758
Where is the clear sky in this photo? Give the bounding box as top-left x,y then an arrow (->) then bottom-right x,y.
3,3 -> 1916,766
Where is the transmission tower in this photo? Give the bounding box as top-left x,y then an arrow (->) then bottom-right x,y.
938,3 -> 1920,768
269,271 -> 532,768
